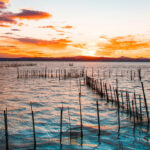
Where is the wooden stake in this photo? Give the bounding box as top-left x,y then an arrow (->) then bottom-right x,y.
60,105 -> 63,145
79,94 -> 83,138
141,82 -> 149,124
4,108 -> 9,150
68,107 -> 72,144
96,99 -> 101,136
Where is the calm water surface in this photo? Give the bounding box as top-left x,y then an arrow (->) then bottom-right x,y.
0,61 -> 150,150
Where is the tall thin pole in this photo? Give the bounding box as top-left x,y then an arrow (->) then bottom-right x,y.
96,99 -> 101,136
141,82 -> 149,124
4,108 -> 9,150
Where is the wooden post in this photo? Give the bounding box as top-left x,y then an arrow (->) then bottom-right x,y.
139,95 -> 142,121
132,100 -> 135,127
121,92 -> 124,109
96,99 -> 101,136
60,106 -> 63,145
141,82 -> 149,124
68,107 -> 71,144
4,108 -> 9,150
116,88 -> 120,133
79,94 -> 83,138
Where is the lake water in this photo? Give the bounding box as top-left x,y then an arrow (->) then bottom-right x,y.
0,61 -> 150,150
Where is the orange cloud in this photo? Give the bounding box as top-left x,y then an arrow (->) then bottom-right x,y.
0,40 -> 45,57
18,22 -> 24,26
40,25 -> 73,31
58,33 -> 64,36
0,24 -> 10,27
0,0 -> 9,4
99,35 -> 108,39
12,9 -> 52,20
95,50 -> 113,56
0,36 -> 77,57
0,45 -> 22,57
98,35 -> 150,51
96,35 -> 150,57
14,37 -> 72,50
72,43 -> 87,49
0,47 -> 41,58
56,30 -> 64,33
62,25 -> 73,29
40,25 -> 55,29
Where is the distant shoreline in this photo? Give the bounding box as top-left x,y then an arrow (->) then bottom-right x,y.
1,60 -> 150,62
0,56 -> 150,62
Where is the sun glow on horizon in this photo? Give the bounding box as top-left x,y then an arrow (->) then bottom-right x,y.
82,49 -> 96,56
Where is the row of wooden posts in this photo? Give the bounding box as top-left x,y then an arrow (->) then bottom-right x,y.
17,67 -> 143,82
93,68 -> 142,81
17,68 -> 85,79
86,76 -> 149,125
102,68 -> 143,81
0,63 -> 36,68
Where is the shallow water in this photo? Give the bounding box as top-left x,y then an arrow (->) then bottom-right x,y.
0,61 -> 150,150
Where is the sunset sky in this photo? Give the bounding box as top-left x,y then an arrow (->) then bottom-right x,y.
0,0 -> 150,58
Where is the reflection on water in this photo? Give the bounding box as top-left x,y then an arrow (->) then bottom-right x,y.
0,61 -> 150,149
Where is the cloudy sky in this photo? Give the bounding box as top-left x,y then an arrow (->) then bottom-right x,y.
0,0 -> 150,58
